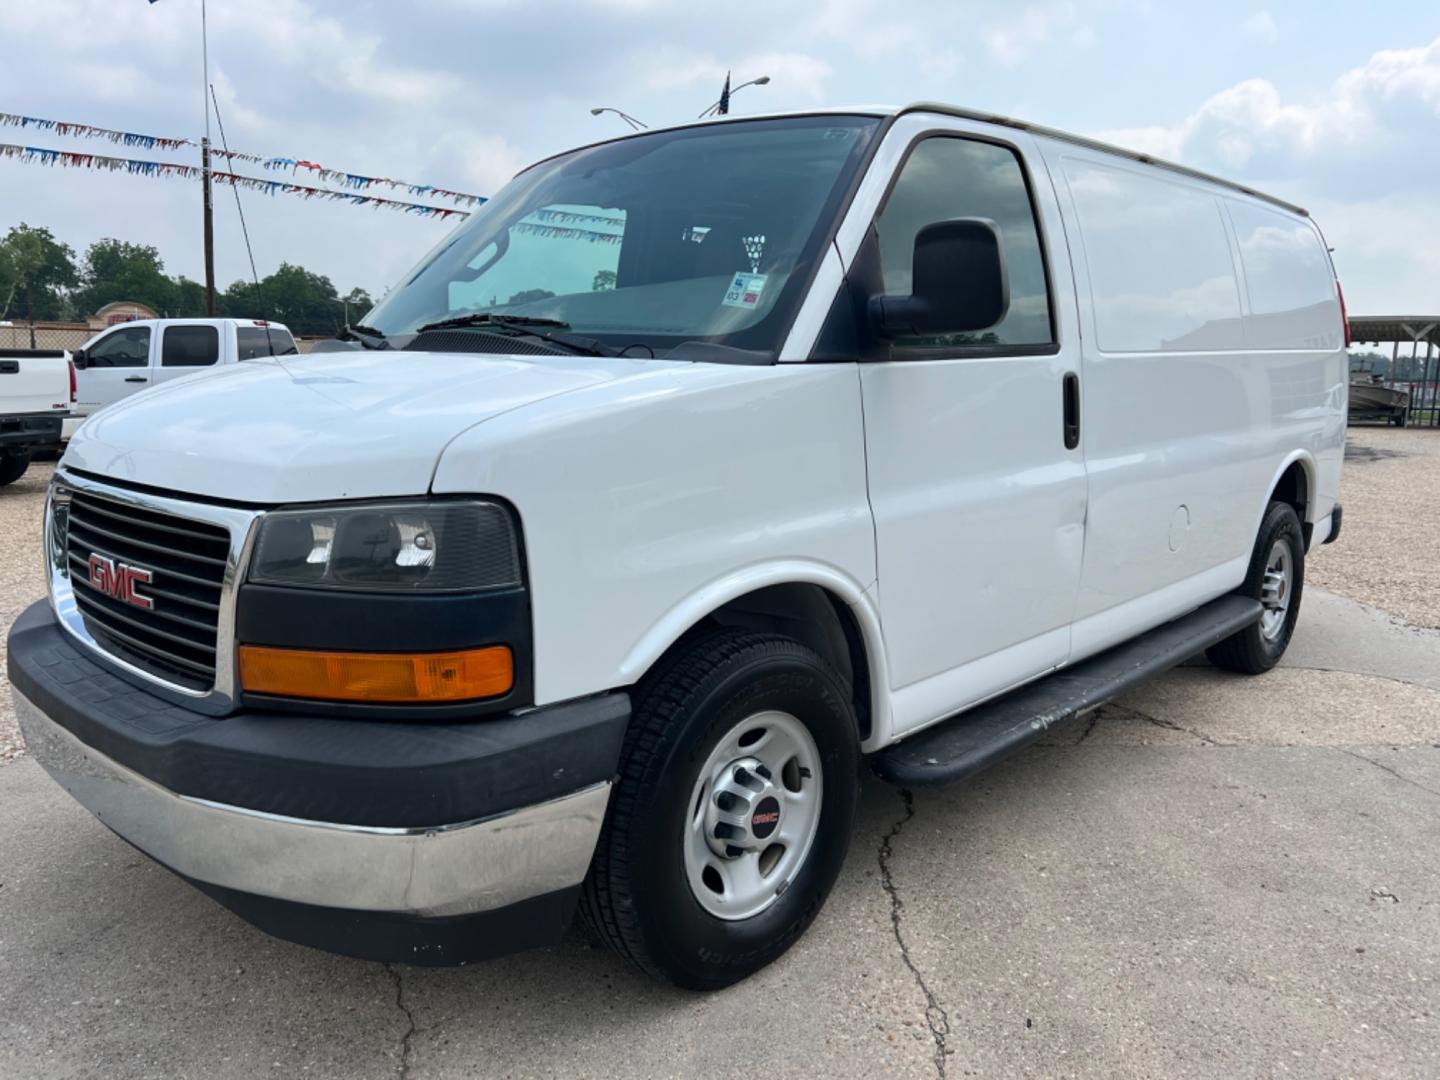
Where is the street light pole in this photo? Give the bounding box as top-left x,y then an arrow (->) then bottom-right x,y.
589,107 -> 647,131
698,75 -> 770,119
200,0 -> 216,315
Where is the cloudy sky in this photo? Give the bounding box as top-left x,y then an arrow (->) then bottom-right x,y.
1,0 -> 1436,313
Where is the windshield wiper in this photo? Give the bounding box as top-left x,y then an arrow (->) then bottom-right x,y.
413,313 -> 618,357
334,323 -> 391,350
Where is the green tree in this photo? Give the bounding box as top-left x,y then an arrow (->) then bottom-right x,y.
223,263 -> 346,335
170,276 -> 210,318
592,269 -> 616,292
74,238 -> 175,315
0,224 -> 78,321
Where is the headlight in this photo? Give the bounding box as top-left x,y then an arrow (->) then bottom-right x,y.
250,500 -> 521,592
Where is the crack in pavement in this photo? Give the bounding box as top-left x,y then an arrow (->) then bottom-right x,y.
1096,702 -> 1225,746
1076,710 -> 1101,743
878,788 -> 952,1079
386,963 -> 418,1080
1340,748 -> 1440,802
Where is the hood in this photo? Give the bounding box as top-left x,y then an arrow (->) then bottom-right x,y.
63,350 -> 660,503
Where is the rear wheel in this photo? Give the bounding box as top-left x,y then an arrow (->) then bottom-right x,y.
580,631 -> 860,989
1207,501 -> 1305,674
0,452 -> 30,487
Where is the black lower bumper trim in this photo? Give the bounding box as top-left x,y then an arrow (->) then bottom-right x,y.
188,877 -> 581,966
1324,502 -> 1342,545
0,413 -> 63,448
8,599 -> 629,828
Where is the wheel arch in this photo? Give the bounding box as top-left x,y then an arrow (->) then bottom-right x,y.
617,563 -> 891,748
1258,451 -> 1317,545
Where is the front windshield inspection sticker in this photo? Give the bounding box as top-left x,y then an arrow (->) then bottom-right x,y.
723,272 -> 768,310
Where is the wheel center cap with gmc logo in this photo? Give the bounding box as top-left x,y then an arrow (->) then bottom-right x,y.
750,796 -> 781,840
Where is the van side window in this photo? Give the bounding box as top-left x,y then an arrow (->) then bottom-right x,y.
237,327 -> 298,358
161,326 -> 221,367
86,326 -> 151,368
1225,201 -> 1342,350
1063,159 -> 1243,352
876,137 -> 1054,349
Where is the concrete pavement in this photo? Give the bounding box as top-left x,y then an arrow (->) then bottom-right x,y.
2,587 -> 1437,1078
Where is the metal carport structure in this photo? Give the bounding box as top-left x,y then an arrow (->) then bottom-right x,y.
1348,316 -> 1440,427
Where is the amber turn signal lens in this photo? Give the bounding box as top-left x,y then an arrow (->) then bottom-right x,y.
238,644 -> 513,703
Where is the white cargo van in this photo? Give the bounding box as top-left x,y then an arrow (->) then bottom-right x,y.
67,318 -> 296,437
9,105 -> 1346,989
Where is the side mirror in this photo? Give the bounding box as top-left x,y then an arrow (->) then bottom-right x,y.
71,348 -> 87,370
869,217 -> 1009,339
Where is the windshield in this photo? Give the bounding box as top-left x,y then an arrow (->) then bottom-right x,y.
365,115 -> 881,356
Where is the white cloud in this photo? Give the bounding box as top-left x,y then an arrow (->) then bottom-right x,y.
983,2 -> 1100,66
1096,37 -> 1440,180
1239,11 -> 1279,44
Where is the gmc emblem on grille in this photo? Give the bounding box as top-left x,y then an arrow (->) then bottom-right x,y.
87,554 -> 155,611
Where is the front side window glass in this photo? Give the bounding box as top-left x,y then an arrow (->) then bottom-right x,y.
365,115 -> 881,357
876,137 -> 1054,349
86,326 -> 150,368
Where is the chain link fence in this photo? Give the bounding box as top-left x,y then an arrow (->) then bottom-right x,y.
0,322 -> 93,352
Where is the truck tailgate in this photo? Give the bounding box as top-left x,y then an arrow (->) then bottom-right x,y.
0,351 -> 70,416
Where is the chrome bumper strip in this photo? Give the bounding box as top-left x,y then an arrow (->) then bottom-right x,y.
16,689 -> 610,918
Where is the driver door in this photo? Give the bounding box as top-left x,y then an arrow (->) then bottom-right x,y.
857,129 -> 1088,737
76,324 -> 154,417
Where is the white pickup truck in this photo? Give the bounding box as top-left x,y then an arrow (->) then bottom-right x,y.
68,318 -> 297,438
8,105 -> 1347,989
0,348 -> 73,485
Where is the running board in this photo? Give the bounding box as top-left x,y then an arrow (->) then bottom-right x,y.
872,595 -> 1262,787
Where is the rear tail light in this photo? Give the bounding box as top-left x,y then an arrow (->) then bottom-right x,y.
68,359 -> 77,404
1337,280 -> 1352,347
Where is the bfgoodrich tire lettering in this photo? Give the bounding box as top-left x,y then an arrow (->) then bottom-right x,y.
1207,500 -> 1305,674
579,631 -> 860,989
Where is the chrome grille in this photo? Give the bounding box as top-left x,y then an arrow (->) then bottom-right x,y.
63,490 -> 230,688
47,471 -> 261,713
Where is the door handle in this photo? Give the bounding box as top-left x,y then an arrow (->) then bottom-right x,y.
124,376 -> 149,383
1062,372 -> 1080,450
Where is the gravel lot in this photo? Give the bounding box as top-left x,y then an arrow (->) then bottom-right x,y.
1311,425 -> 1440,628
0,460 -> 52,765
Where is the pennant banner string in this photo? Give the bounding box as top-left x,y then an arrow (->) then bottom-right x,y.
0,111 -> 488,207
0,142 -> 626,245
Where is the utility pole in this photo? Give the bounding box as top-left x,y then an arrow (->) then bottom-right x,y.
200,0 -> 216,315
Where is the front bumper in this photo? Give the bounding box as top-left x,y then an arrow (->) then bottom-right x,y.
8,600 -> 629,964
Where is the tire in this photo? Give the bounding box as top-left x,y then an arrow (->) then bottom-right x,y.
0,452 -> 30,487
1397,408 -> 1409,428
580,630 -> 860,989
1206,501 -> 1305,674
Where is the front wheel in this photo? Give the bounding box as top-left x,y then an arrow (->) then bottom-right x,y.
1207,501 -> 1305,674
580,631 -> 860,989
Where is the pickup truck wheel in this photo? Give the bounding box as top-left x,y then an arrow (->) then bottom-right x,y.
0,452 -> 30,487
580,631 -> 859,989
1206,501 -> 1305,674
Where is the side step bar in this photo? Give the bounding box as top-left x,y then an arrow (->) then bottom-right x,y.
872,595 -> 1262,787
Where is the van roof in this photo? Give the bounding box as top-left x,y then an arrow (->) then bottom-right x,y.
550,104 -> 1307,217
896,102 -> 1307,216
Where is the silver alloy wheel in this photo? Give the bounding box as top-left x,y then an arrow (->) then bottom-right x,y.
1258,538 -> 1292,640
683,710 -> 823,921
